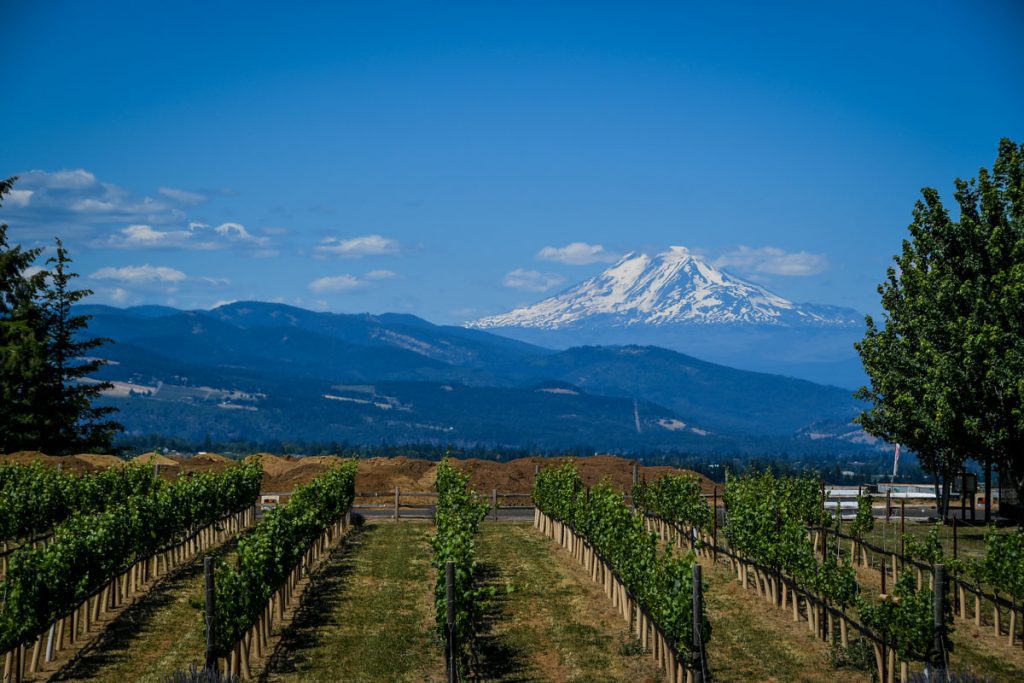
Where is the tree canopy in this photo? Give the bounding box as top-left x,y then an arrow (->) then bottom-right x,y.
856,139 -> 1024,511
0,177 -> 121,454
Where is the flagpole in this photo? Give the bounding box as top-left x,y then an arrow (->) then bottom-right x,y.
887,444 -> 900,521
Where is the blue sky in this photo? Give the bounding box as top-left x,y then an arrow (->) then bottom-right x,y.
2,1 -> 1022,323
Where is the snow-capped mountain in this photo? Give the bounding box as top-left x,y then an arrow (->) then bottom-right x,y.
468,247 -> 860,330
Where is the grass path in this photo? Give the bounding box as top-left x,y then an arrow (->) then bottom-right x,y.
49,542 -> 237,683
475,521 -> 663,682
702,562 -> 871,683
851,561 -> 1024,681
262,520 -> 444,683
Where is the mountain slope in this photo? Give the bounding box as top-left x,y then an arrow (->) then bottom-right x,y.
77,302 -> 871,452
466,247 -> 867,387
469,247 -> 861,329
516,345 -> 860,436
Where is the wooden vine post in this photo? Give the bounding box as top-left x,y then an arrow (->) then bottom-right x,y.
445,561 -> 457,683
928,564 -> 948,677
204,555 -> 217,672
692,564 -> 705,683
631,462 -> 638,512
711,487 -> 718,562
900,501 -> 906,557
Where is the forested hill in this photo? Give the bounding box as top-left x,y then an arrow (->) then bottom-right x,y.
78,301 -> 873,454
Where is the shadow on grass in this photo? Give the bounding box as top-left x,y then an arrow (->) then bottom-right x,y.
259,519 -> 370,681
472,560 -> 535,683
51,541 -> 237,682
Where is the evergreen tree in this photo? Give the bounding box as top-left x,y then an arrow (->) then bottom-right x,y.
34,239 -> 122,453
0,176 -> 48,452
0,177 -> 122,454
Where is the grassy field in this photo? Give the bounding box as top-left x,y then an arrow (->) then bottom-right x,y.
36,517 -> 1020,682
475,521 -> 663,682
50,541 -> 237,682
701,562 -> 871,682
262,520 -> 444,683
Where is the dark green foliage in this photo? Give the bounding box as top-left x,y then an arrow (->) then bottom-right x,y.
212,460 -> 356,654
431,458 -> 490,676
903,525 -> 944,565
969,526 -> 1024,600
0,460 -> 161,542
0,178 -> 121,453
724,470 -> 858,608
633,472 -> 712,533
850,495 -> 874,540
533,462 -> 711,654
34,240 -> 121,452
0,459 -> 261,651
857,571 -> 947,661
856,138 -> 1024,508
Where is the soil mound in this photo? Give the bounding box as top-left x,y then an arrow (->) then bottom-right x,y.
257,454 -> 295,479
357,457 -> 438,493
192,453 -> 232,463
131,454 -> 181,471
71,454 -> 125,471
0,451 -> 713,494
131,452 -> 180,468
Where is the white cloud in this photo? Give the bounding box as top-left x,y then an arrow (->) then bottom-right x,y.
158,187 -> 206,204
503,268 -> 566,293
713,246 -> 829,277
33,169 -> 98,190
111,225 -> 192,248
109,288 -> 130,304
106,221 -> 269,250
365,269 -> 397,280
91,264 -> 188,283
316,234 -> 400,258
197,276 -> 231,287
214,222 -> 269,245
308,274 -> 364,293
3,170 -> 269,253
537,242 -> 619,265
5,189 -> 34,207
210,299 -> 238,309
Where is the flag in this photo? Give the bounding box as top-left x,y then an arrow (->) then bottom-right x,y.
892,443 -> 901,479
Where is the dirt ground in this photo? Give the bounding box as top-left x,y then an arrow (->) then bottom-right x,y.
1,451 -> 711,495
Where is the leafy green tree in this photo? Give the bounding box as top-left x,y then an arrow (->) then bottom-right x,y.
856,139 -> 1024,517
958,140 -> 1024,514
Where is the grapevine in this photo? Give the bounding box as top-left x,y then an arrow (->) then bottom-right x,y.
632,473 -> 711,535
431,458 -> 490,676
0,459 -> 262,652
212,460 -> 356,656
0,461 -> 161,545
534,462 -> 711,656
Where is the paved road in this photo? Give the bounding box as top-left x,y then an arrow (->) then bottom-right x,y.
356,504 -> 1002,524
356,506 -> 535,522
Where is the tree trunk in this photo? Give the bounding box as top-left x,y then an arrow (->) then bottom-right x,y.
984,460 -> 992,523
940,471 -> 951,522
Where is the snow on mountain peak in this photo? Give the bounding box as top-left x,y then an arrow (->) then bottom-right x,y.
467,247 -> 860,330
